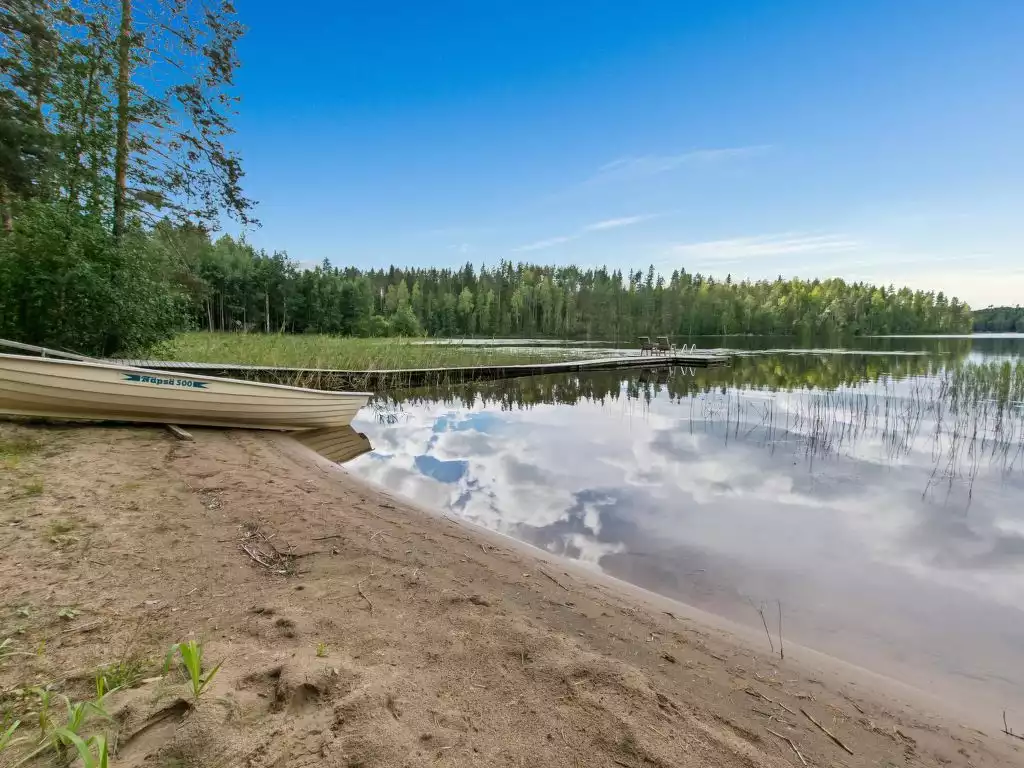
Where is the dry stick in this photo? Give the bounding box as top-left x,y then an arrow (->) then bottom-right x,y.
356,578 -> 374,613
1003,711 -> 1024,742
539,569 -> 570,591
750,599 -> 774,654
745,688 -> 797,716
778,600 -> 785,661
801,707 -> 854,755
765,728 -> 808,767
311,533 -> 344,541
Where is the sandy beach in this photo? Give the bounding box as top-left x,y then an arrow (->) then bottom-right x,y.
1,421 -> 1020,767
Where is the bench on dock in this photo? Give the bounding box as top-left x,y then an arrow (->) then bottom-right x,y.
638,336 -> 653,356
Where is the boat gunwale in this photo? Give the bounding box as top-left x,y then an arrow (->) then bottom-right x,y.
0,353 -> 373,398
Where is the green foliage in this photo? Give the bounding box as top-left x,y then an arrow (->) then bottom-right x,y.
163,639 -> 222,701
0,436 -> 40,467
0,685 -> 112,766
973,305 -> 1024,333
0,719 -> 21,753
0,203 -> 183,355
49,730 -> 109,768
96,657 -> 145,694
150,234 -> 973,340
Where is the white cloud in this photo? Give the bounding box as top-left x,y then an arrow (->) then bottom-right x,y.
511,214 -> 654,253
584,214 -> 656,231
511,234 -> 580,253
670,232 -> 861,263
587,145 -> 771,185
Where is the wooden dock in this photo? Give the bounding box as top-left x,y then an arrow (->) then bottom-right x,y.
109,352 -> 730,390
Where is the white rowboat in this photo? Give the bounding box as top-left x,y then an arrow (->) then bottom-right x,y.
0,353 -> 370,431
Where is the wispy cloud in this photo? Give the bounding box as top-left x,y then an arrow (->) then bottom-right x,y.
583,214 -> 656,232
669,232 -> 860,263
511,214 -> 655,253
587,145 -> 771,186
511,234 -> 580,253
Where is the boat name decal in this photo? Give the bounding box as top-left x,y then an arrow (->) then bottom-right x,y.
122,373 -> 208,389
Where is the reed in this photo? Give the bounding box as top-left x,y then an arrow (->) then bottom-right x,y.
153,332 -> 595,370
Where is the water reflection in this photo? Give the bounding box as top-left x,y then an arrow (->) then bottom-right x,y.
346,346 -> 1024,717
294,426 -> 372,464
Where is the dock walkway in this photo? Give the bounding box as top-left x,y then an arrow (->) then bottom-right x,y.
110,352 -> 730,390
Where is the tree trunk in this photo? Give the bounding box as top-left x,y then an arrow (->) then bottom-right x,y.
0,185 -> 12,233
65,53 -> 99,220
112,0 -> 133,239
264,290 -> 270,333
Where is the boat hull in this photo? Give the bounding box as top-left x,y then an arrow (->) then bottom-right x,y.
0,354 -> 370,430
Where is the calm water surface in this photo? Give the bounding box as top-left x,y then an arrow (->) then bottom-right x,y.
347,335 -> 1024,719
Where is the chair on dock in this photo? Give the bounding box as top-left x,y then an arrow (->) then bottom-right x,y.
655,336 -> 673,355
638,336 -> 653,356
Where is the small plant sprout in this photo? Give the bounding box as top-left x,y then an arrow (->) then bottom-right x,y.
13,692 -> 110,765
316,642 -> 328,658
57,607 -> 79,621
164,639 -> 223,702
0,720 -> 21,753
44,730 -> 109,768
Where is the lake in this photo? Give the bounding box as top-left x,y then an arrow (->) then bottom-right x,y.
347,334 -> 1024,720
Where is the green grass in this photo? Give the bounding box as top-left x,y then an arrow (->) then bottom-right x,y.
152,332 -> 596,370
47,520 -> 75,537
164,639 -> 222,702
21,480 -> 43,496
0,436 -> 40,469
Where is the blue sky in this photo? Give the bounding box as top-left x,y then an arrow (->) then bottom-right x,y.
231,1 -> 1024,307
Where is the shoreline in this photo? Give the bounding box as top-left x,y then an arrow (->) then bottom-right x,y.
288,436 -> 1004,734
1,422 -> 1019,767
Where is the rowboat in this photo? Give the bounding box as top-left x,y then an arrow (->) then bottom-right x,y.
294,426 -> 373,463
0,353 -> 370,430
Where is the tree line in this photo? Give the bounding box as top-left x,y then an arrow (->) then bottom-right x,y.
972,306 -> 1024,333
168,230 -> 972,342
0,0 -> 973,355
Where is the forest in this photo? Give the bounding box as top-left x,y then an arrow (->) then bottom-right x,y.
167,234 -> 973,341
0,0 -> 973,355
972,306 -> 1024,333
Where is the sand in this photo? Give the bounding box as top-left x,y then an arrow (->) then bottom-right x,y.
1,421 -> 1021,767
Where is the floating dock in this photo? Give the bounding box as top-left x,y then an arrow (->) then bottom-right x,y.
110,352 -> 730,390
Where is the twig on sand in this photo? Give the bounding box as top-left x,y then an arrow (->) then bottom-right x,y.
766,728 -> 808,766
801,707 -> 854,755
1003,711 -> 1024,741
778,600 -> 785,661
539,569 -> 570,591
61,619 -> 105,635
745,688 -> 797,716
312,533 -> 344,541
356,577 -> 374,613
841,694 -> 865,715
240,542 -> 274,569
611,760 -> 637,768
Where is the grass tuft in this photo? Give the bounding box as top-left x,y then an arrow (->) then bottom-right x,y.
47,520 -> 75,537
21,479 -> 44,496
0,436 -> 40,469
164,639 -> 222,702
